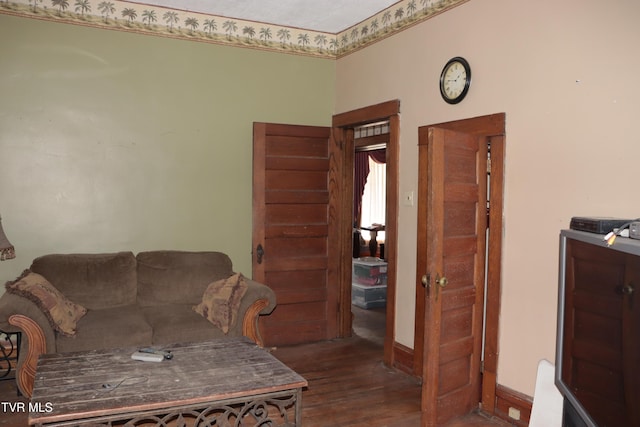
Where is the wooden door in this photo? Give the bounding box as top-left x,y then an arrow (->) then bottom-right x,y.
418,126 -> 487,426
253,122 -> 338,347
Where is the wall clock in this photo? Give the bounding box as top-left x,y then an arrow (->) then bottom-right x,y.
439,57 -> 471,104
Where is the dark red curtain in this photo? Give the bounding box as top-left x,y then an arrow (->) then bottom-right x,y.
353,149 -> 386,224
354,151 -> 370,223
368,149 -> 386,164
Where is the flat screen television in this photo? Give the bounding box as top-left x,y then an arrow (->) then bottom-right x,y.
555,229 -> 640,427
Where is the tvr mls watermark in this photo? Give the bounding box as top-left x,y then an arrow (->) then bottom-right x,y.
1,401 -> 53,413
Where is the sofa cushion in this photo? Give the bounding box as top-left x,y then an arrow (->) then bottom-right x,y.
192,273 -> 248,334
142,305 -> 227,344
56,304 -> 152,353
30,252 -> 137,310
136,251 -> 234,307
5,271 -> 87,337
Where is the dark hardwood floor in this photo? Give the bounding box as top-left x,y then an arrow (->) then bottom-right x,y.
0,377 -> 27,426
0,306 -> 512,426
271,306 -> 513,426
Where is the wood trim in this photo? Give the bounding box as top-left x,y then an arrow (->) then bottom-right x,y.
354,133 -> 388,149
383,113 -> 399,366
428,113 -> 505,136
332,100 -> 400,128
242,298 -> 270,347
8,314 -> 46,398
333,125 -> 354,340
493,384 -> 533,427
413,125 -> 429,377
482,134 -> 505,414
326,127 -> 343,341
392,341 -> 415,376
332,99 -> 400,368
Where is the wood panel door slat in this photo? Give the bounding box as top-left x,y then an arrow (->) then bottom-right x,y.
265,224 -> 329,239
265,191 -> 329,204
266,170 -> 328,191
266,157 -> 329,171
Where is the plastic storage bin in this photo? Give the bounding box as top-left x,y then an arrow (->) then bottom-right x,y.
352,257 -> 387,286
351,283 -> 386,309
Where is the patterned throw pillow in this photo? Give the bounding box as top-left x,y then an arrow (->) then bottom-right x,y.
5,271 -> 87,336
193,272 -> 248,334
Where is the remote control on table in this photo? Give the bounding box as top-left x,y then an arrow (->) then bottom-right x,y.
137,347 -> 174,360
131,351 -> 164,362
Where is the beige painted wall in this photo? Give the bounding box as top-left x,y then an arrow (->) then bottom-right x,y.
335,0 -> 640,395
0,15 -> 335,286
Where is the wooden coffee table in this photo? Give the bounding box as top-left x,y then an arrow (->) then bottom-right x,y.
28,337 -> 307,426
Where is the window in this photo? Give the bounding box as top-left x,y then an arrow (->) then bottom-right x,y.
360,155 -> 386,242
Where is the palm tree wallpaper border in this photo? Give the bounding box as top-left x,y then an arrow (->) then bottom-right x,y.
1,0 -> 468,58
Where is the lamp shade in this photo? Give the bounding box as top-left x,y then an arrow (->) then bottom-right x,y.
0,216 -> 15,261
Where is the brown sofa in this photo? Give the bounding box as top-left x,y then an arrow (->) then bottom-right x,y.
0,250 -> 276,397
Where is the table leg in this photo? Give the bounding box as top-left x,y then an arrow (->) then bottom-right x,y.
368,230 -> 378,257
295,388 -> 303,426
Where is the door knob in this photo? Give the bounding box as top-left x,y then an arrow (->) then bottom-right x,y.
421,274 -> 448,287
620,283 -> 635,310
435,275 -> 448,287
434,274 -> 447,301
256,244 -> 264,264
422,273 -> 447,300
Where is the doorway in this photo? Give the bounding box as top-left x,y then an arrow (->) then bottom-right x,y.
352,121 -> 389,346
332,100 -> 400,366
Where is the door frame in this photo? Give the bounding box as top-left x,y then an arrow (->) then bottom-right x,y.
332,100 -> 400,366
414,113 -> 505,414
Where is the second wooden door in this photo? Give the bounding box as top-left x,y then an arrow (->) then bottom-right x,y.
252,122 -> 338,346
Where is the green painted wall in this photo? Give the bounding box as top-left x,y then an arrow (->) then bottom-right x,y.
0,14 -> 335,283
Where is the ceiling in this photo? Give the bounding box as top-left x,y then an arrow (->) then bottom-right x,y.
128,0 -> 400,33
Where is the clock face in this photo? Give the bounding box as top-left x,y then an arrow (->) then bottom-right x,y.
439,57 -> 471,104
